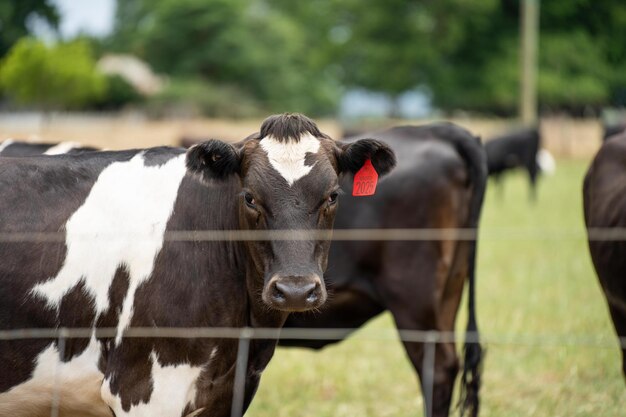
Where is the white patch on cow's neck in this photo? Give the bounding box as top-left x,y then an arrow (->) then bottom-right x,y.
44,141 -> 81,155
31,153 -> 188,344
32,335 -> 102,382
0,138 -> 14,153
260,133 -> 320,185
102,351 -> 202,417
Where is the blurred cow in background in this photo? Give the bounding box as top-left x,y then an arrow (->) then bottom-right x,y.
485,127 -> 555,201
0,139 -> 97,156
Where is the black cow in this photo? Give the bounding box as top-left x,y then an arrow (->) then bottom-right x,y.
280,124 -> 487,417
584,129 -> 626,378
485,127 -> 554,200
0,114 -> 396,417
0,139 -> 97,156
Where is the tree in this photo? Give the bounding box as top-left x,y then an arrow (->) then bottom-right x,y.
426,0 -> 626,114
108,0 -> 340,115
107,0 -> 626,115
0,38 -> 107,110
0,0 -> 60,57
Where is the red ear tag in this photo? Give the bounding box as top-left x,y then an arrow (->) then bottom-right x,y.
352,159 -> 378,196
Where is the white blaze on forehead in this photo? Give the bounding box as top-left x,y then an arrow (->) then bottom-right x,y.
102,351 -> 203,417
259,132 -> 320,185
0,138 -> 14,153
44,141 -> 82,155
31,153 -> 188,344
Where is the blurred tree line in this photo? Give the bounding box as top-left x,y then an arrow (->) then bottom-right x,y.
1,0 -> 625,117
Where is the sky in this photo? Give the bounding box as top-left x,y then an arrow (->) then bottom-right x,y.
52,0 -> 116,38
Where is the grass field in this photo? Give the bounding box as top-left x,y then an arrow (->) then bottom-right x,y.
247,159 -> 626,417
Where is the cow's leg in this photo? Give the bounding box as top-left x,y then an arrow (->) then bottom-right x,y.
607,303 -> 626,378
493,174 -> 505,199
377,240 -> 461,417
528,167 -> 538,201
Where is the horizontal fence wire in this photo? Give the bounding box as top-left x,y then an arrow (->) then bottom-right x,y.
1,227 -> 626,242
0,327 -> 624,349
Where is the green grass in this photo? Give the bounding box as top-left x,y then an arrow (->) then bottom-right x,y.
248,159 -> 626,417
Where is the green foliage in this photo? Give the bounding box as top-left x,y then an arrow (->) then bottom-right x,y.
425,29 -> 614,114
426,0 -> 626,113
107,0 -> 626,115
0,0 -> 59,57
146,78 -> 262,118
109,0 -> 341,115
538,32 -> 611,108
0,38 -> 106,110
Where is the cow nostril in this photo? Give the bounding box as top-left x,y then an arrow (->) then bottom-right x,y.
265,276 -> 326,311
272,282 -> 287,301
305,283 -> 319,303
274,280 -> 318,304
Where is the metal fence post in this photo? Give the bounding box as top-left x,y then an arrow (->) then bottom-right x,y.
231,327 -> 253,417
422,331 -> 437,417
520,0 -> 540,125
50,327 -> 68,417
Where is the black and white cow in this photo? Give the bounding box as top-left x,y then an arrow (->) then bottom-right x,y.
0,139 -> 97,156
0,114 -> 396,417
584,129 -> 626,378
485,127 -> 555,200
282,124 -> 487,417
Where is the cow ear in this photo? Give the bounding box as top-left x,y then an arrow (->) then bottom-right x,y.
335,139 -> 396,177
186,139 -> 241,181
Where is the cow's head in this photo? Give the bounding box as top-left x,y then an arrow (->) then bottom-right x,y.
186,114 -> 396,312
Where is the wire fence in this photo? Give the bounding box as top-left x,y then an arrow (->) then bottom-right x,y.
0,226 -> 624,417
1,326 -> 625,417
1,226 -> 626,242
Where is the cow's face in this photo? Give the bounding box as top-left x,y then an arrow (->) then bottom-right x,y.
186,114 -> 395,312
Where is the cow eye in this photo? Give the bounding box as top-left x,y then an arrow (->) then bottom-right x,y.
244,192 -> 256,208
328,192 -> 339,205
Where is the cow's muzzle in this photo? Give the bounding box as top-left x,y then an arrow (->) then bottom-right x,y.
262,274 -> 327,312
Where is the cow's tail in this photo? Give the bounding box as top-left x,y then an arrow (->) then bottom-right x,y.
443,125 -> 487,417
459,241 -> 483,417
